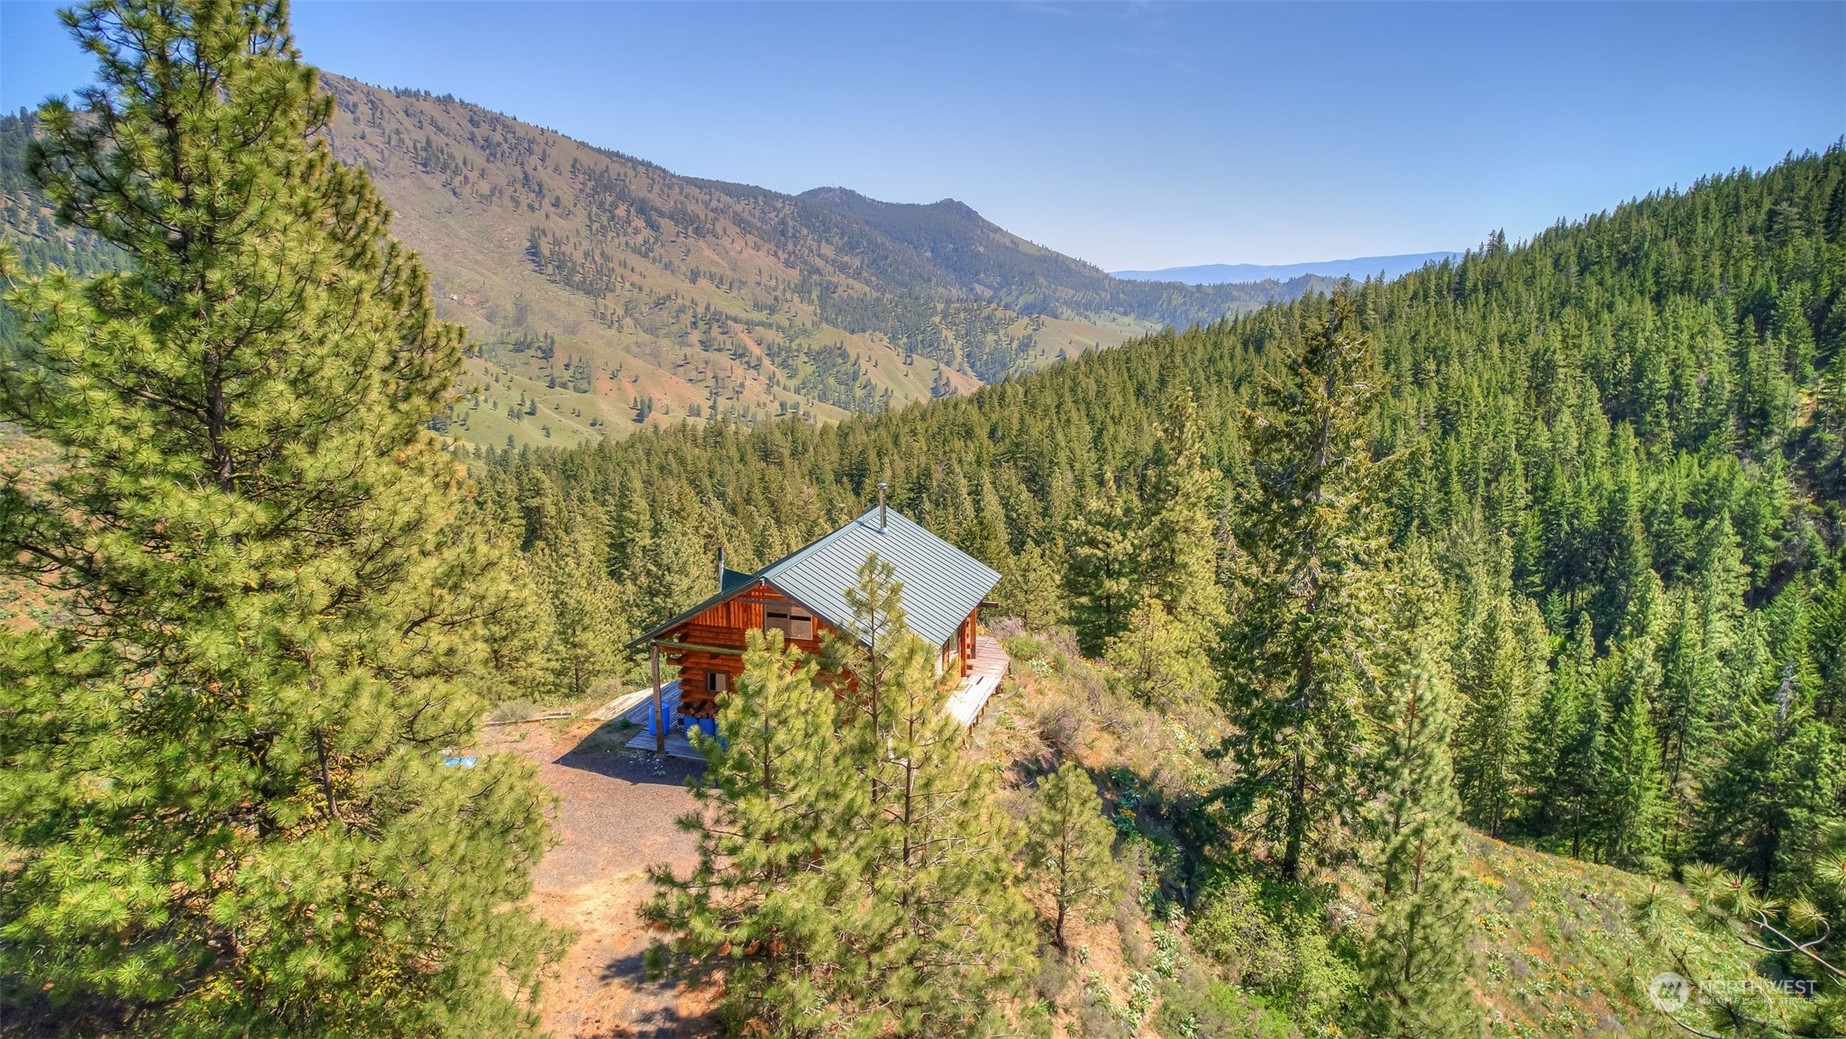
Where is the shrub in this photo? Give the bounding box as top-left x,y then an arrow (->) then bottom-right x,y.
1153,967 -> 1294,1039
1034,694 -> 1086,756
1001,632 -> 1049,665
1189,874 -> 1362,1025
1032,948 -> 1073,1003
487,699 -> 540,724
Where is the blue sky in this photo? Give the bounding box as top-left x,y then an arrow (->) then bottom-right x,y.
3,2 -> 1842,270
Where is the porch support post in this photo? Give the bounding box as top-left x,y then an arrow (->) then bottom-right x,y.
651,641 -> 665,756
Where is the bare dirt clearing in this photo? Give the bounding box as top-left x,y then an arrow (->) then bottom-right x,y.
484,717 -> 710,1038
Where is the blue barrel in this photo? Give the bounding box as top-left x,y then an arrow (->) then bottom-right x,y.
699,717 -> 718,739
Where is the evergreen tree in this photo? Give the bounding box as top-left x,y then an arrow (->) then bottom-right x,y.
828,558 -> 1034,1036
1596,683 -> 1669,871
1362,650 -> 1481,1039
1024,760 -> 1121,950
645,630 -> 860,1037
823,554 -> 914,807
531,504 -> 627,697
481,551 -> 566,702
1518,617 -> 1605,857
1104,599 -> 1212,707
1634,847 -> 1846,1039
1811,565 -> 1846,728
1453,591 -> 1539,839
1589,432 -> 1655,643
1222,296 -> 1398,882
1063,477 -> 1136,655
1655,589 -> 1719,863
1692,512 -> 1750,659
0,2 -> 559,1032
634,488 -> 710,630
1108,389 -> 1228,706
994,540 -> 1066,630
1697,673 -> 1842,896
1135,388 -> 1227,631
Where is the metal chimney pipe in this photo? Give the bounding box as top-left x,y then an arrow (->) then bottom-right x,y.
717,545 -> 726,589
877,482 -> 888,530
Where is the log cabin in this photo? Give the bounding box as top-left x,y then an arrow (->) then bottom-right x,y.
629,495 -> 1001,736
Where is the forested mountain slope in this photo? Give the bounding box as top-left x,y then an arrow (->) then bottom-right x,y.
309,75 -> 1310,445
3,82 -> 1310,453
489,145 -> 1845,878
485,142 -> 1846,1038
492,145 -> 1843,589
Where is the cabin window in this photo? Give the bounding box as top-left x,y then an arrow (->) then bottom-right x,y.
765,606 -> 814,641
707,671 -> 729,694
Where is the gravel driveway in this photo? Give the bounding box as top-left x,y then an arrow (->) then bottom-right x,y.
484,717 -> 710,1038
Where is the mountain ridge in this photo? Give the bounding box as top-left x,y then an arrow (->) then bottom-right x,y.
3,72 -> 1335,451
1114,250 -> 1462,285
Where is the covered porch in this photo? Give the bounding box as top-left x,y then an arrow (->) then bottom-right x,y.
620,635 -> 1012,762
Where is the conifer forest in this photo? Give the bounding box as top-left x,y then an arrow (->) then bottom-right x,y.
1,1 -> 1843,1038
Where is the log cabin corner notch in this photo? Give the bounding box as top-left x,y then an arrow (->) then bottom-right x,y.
627,502 -> 1002,750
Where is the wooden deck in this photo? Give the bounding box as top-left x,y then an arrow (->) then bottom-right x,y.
947,635 -> 1010,728
623,635 -> 1011,761
621,679 -> 708,761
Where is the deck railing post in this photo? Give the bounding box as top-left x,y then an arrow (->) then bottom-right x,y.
651,642 -> 665,756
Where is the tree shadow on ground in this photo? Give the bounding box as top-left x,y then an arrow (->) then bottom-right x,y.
555,719 -> 706,789
588,948 -> 714,1038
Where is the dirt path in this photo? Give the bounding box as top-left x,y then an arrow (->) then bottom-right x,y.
485,718 -> 711,1038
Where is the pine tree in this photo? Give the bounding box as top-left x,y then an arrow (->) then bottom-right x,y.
1362,649 -> 1482,1039
1113,389 -> 1227,705
1064,476 -> 1137,655
1597,681 -> 1668,871
1104,599 -> 1212,707
482,552 -> 567,702
1697,649 -> 1842,895
531,504 -> 628,697
0,2 -> 559,1032
994,540 -> 1066,630
1692,512 -> 1750,659
1518,617 -> 1605,858
836,560 -> 1035,1037
645,630 -> 860,1036
1222,296 -> 1398,882
1590,432 -> 1655,643
1811,565 -> 1846,728
1655,589 -> 1718,864
1453,592 -> 1539,839
636,502 -> 711,626
823,554 -> 914,808
1135,388 -> 1227,630
1025,760 -> 1121,950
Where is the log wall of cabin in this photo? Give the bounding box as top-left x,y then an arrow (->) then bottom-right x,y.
662,592 -> 985,718
663,584 -> 830,719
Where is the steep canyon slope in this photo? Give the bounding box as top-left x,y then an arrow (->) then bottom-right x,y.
311,75 -> 1321,447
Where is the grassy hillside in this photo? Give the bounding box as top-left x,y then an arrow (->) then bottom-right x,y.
977,628 -> 1806,1039
2,81 -> 1320,452
309,76 -> 1316,450
483,146 -> 1846,1036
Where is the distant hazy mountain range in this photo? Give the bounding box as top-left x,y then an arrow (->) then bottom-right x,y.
1113,252 -> 1462,286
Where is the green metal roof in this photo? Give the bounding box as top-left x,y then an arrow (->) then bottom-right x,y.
754,507 -> 1000,649
633,507 -> 1000,650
